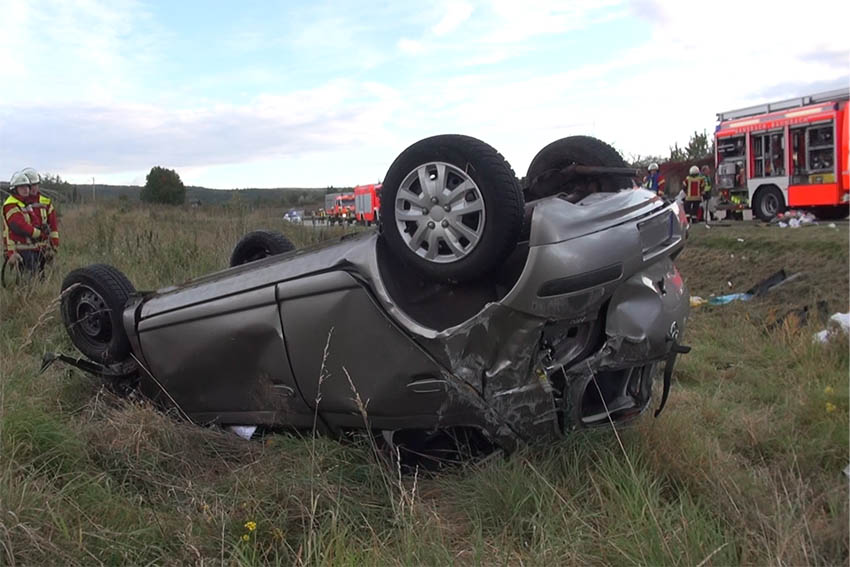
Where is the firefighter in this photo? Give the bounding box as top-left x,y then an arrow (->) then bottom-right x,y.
643,163 -> 666,197
682,165 -> 706,222
20,167 -> 59,255
3,171 -> 47,275
700,165 -> 715,222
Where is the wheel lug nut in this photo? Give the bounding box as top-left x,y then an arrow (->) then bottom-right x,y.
441,220 -> 448,228
422,208 -> 429,214
431,197 -> 438,204
443,205 -> 450,212
428,221 -> 435,229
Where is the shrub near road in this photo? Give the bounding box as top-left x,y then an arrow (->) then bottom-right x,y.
1,204 -> 847,565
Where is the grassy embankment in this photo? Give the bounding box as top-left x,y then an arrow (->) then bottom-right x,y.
1,204 -> 847,565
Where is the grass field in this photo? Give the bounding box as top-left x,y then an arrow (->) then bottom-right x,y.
1,203 -> 847,566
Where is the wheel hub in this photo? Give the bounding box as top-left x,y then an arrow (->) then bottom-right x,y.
395,161 -> 486,264
75,289 -> 110,340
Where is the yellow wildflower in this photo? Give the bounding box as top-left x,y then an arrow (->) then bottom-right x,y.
241,534 -> 250,542
244,521 -> 257,532
826,402 -> 837,413
824,386 -> 834,395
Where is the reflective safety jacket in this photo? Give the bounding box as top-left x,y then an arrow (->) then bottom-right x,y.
644,171 -> 667,196
28,193 -> 59,249
683,175 -> 706,201
2,194 -> 43,258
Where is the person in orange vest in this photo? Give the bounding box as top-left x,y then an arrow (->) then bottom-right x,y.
682,165 -> 706,222
3,171 -> 48,275
20,167 -> 59,255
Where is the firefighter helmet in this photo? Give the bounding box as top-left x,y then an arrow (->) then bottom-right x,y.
20,167 -> 40,185
648,163 -> 659,171
689,166 -> 699,175
9,171 -> 31,189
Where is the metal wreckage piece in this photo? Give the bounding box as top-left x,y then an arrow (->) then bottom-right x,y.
46,189 -> 690,451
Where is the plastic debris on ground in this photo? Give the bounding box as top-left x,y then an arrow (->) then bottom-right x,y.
690,296 -> 707,307
828,223 -> 837,229
227,425 -> 257,440
708,269 -> 791,306
771,209 -> 817,227
813,312 -> 850,344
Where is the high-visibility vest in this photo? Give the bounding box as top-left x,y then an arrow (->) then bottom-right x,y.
683,175 -> 704,201
3,195 -> 40,254
33,194 -> 59,248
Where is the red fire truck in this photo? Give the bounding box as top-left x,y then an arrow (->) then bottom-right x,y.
715,88 -> 849,221
354,183 -> 382,225
327,193 -> 356,225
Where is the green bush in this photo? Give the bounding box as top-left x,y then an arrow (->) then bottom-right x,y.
140,166 -> 186,205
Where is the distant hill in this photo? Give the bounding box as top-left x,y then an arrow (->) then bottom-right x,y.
0,181 -> 348,208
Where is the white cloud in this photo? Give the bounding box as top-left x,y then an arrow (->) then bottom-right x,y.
433,1 -> 475,35
0,0 -> 162,104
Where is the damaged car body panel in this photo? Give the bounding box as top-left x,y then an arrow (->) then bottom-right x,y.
53,135 -> 690,451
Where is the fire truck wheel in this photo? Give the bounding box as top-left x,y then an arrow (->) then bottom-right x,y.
752,185 -> 786,221
60,264 -> 135,364
524,136 -> 633,202
380,134 -> 524,283
230,230 -> 296,267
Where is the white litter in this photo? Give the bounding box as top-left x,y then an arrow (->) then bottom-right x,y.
778,221 -> 788,228
813,313 -> 850,344
227,425 -> 257,440
828,223 -> 837,229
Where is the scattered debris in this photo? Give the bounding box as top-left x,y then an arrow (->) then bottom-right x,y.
708,270 -> 793,306
736,238 -> 745,242
813,313 -> 850,344
227,425 -> 257,440
708,293 -> 752,305
771,209 -> 817,227
828,223 -> 837,229
690,296 -> 707,307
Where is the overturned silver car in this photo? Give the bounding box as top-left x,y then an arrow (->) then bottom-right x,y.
52,135 -> 690,451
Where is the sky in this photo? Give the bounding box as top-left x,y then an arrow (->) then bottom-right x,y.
0,0 -> 848,189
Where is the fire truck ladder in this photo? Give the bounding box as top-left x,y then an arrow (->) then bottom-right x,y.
717,87 -> 850,122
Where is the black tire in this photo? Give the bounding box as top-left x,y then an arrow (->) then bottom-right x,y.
379,134 -> 524,283
810,205 -> 849,221
752,186 -> 786,221
60,264 -> 135,364
525,135 -> 633,202
229,230 -> 296,267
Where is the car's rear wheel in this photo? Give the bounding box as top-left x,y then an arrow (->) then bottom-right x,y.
379,134 -> 524,283
229,230 -> 296,267
60,264 -> 135,364
525,135 -> 634,202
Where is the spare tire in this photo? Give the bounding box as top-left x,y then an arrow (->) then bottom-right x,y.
525,136 -> 634,202
60,264 -> 135,364
379,135 -> 524,283
230,230 -> 295,267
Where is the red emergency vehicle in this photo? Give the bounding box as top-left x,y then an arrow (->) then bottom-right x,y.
354,183 -> 382,225
715,88 -> 849,221
328,193 -> 356,225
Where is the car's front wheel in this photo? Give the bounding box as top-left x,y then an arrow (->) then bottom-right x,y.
379,135 -> 524,283
60,264 -> 135,364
